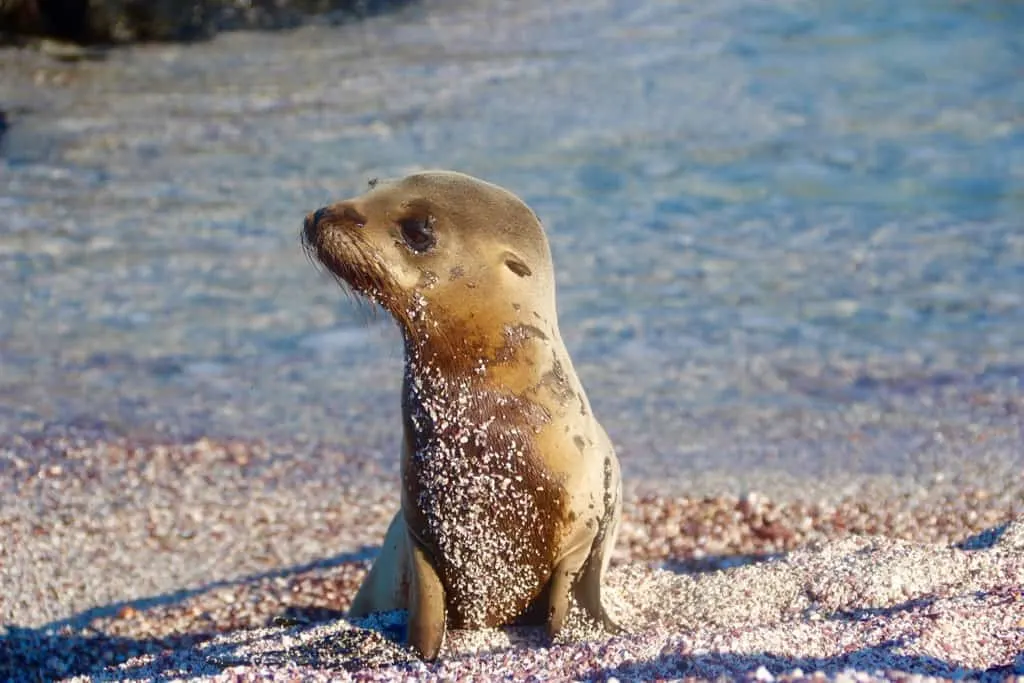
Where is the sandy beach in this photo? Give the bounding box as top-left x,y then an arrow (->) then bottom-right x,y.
2,432 -> 1022,681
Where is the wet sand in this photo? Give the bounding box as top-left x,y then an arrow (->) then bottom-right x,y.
2,432 -> 1021,681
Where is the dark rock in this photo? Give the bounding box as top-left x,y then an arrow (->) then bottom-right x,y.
0,0 -> 411,45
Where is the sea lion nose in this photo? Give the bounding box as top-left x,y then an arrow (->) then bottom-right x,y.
311,207 -> 328,230
304,203 -> 367,244
304,207 -> 328,243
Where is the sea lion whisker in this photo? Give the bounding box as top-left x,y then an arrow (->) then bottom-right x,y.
301,241 -> 322,273
340,239 -> 386,322
299,224 -> 320,266
307,227 -> 382,322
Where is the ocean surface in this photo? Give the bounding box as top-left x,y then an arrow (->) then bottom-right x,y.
1,0 -> 1022,492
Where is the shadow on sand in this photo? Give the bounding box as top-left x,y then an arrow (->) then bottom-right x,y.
0,547 -> 376,682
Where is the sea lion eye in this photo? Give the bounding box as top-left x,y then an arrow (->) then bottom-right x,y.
400,215 -> 436,253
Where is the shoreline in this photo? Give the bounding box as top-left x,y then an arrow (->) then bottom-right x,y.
4,418 -> 1022,503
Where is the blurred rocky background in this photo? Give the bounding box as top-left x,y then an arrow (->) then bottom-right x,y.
0,0 -> 409,44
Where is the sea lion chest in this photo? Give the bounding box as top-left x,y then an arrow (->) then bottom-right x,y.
400,365 -> 566,628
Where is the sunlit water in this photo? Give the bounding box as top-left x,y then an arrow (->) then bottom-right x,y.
2,0 -> 1022,491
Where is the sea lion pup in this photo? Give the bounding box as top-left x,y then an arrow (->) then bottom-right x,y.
302,171 -> 622,660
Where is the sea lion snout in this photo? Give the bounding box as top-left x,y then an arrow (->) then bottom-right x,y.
303,203 -> 366,245
303,207 -> 328,244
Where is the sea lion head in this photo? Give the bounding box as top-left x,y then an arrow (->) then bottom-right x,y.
303,171 -> 556,356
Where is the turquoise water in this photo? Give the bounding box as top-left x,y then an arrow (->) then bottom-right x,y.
1,0 -> 1022,487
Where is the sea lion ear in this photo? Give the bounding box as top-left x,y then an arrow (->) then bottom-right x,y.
502,251 -> 532,278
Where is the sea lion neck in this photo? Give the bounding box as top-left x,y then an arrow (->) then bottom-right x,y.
399,296 -> 559,391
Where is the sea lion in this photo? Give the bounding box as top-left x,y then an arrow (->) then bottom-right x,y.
301,171 -> 622,660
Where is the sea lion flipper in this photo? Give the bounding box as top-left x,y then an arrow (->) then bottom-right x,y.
576,548 -> 624,635
575,486 -> 624,634
407,538 -> 447,660
544,538 -> 592,640
348,512 -> 408,619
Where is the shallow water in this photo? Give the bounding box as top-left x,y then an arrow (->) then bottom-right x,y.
1,0 -> 1022,491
